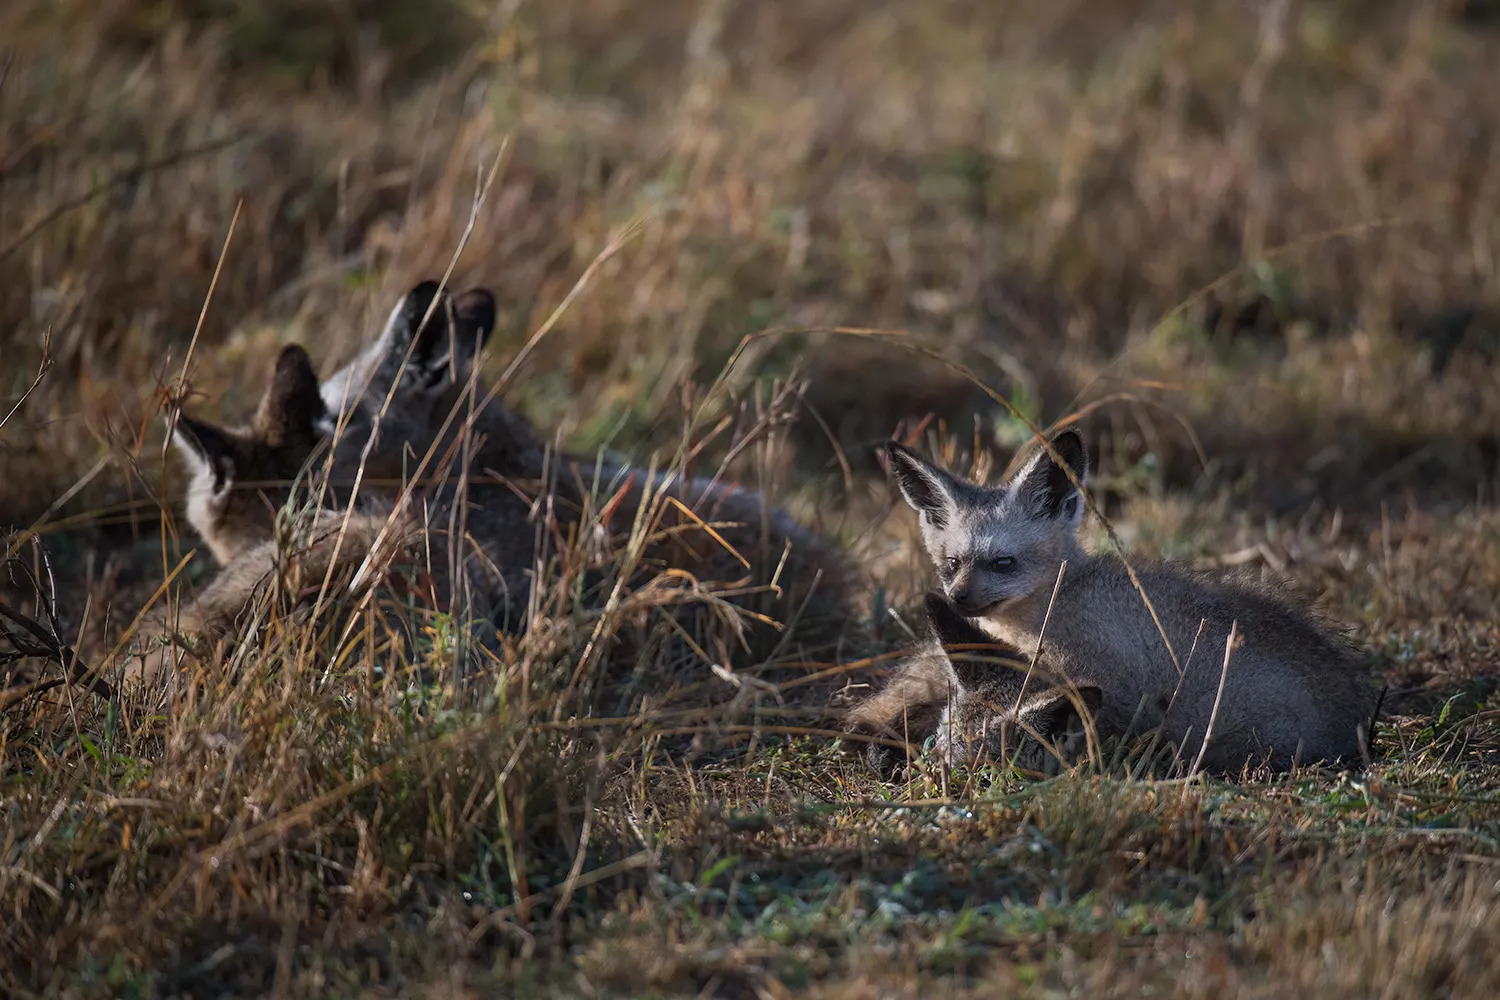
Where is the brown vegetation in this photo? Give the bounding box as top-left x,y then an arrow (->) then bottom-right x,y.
3,1 -> 1500,996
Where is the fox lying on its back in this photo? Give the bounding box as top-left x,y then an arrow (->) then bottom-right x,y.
148,281 -> 860,693
856,430 -> 1378,775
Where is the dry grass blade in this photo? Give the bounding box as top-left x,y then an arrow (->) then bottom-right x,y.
0,544 -> 109,703
1015,558 -> 1068,710
166,198 -> 244,432
0,329 -> 51,437
1188,619 -> 1239,781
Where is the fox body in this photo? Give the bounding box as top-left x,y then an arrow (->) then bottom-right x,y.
874,431 -> 1377,774
155,282 -> 859,694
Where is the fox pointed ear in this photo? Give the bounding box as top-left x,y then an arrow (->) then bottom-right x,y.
386,279 -> 446,379
1018,683 -> 1102,738
173,414 -> 239,495
452,288 -> 496,353
254,344 -> 327,446
375,281 -> 496,393
884,442 -> 963,528
1012,429 -> 1088,525
924,591 -> 1019,689
410,285 -> 496,381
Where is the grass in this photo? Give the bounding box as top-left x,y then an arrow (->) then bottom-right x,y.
4,0 -> 1500,996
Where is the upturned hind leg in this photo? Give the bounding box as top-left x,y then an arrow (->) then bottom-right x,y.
853,699 -> 945,776
844,661 -> 954,776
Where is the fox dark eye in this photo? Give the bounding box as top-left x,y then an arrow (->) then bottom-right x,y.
990,556 -> 1016,572
942,556 -> 961,576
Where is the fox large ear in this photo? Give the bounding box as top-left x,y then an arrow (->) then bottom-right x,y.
884,442 -> 964,528
172,414 -> 239,496
924,591 -> 1021,690
451,288 -> 497,358
1017,683 -> 1102,739
1011,429 -> 1088,525
253,344 -> 327,446
374,281 -> 496,393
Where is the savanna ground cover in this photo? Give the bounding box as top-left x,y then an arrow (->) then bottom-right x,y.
4,1 -> 1500,996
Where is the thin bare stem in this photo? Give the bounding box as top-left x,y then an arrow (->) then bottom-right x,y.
1015,558 -> 1067,711
1188,620 -> 1239,781
0,328 -> 51,437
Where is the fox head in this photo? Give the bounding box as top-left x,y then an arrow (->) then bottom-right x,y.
883,430 -> 1089,620
171,343 -> 329,564
171,281 -> 501,564
923,591 -> 1101,773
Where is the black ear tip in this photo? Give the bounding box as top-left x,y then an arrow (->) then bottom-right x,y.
882,441 -> 918,471
274,343 -> 316,379
454,288 -> 497,329
456,287 -> 495,310
1052,428 -> 1087,462
401,280 -> 448,322
275,342 -> 308,364
267,343 -> 323,410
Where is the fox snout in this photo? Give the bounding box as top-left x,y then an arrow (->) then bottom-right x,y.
945,575 -> 992,616
944,563 -> 1035,617
948,589 -> 985,616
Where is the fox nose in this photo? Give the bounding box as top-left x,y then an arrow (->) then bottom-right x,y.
950,586 -> 985,614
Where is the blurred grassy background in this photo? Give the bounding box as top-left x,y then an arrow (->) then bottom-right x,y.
6,2 -> 1500,996
5,0 -> 1500,533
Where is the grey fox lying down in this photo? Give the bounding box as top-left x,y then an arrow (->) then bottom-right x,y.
140,281 -> 866,718
850,431 -> 1379,775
